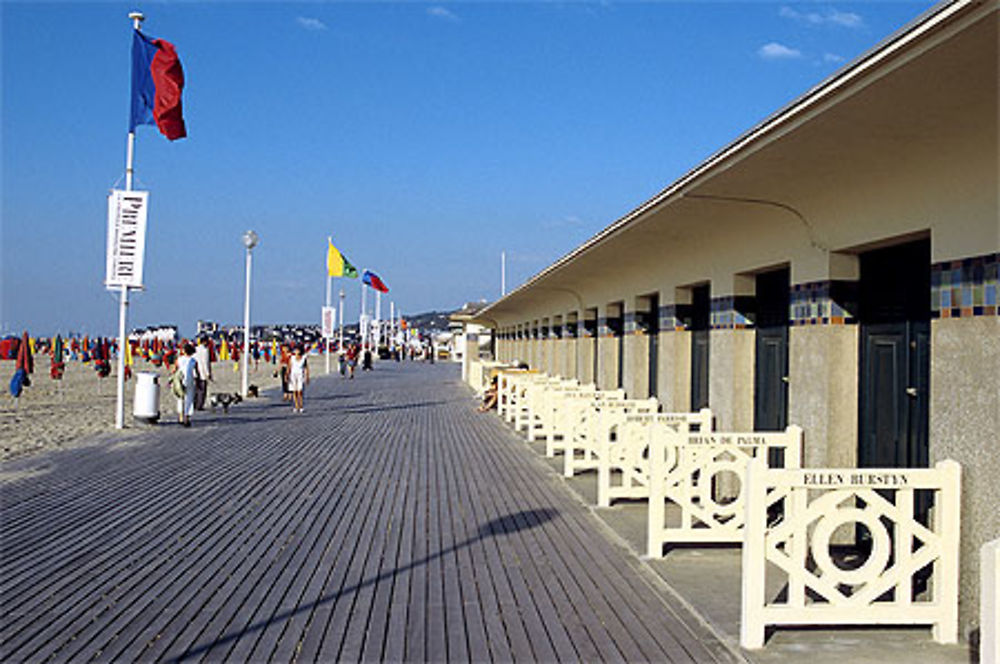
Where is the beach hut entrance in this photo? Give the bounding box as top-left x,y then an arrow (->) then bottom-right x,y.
754,268 -> 790,433
858,238 -> 930,469
690,285 -> 711,410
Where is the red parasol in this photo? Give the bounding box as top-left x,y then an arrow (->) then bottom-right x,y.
16,331 -> 33,374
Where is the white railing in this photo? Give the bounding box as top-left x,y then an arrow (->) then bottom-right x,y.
597,409 -> 713,508
983,537 -> 999,664
740,458 -> 961,649
647,427 -> 803,558
519,377 -> 577,438
563,397 -> 660,478
546,389 -> 627,458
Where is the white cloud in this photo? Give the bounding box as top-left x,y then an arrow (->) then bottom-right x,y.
779,6 -> 863,28
823,52 -> 846,64
427,6 -> 460,22
542,215 -> 587,230
296,16 -> 327,31
758,42 -> 802,60
827,9 -> 863,28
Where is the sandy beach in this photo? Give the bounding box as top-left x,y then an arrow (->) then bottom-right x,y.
0,356 -> 293,462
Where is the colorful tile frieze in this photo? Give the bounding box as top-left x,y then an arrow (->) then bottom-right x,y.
624,311 -> 638,334
710,296 -> 755,330
789,281 -> 857,326
659,305 -> 686,331
931,252 -> 999,318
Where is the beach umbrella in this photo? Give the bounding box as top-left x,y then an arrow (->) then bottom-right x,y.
17,331 -> 33,375
50,335 -> 66,380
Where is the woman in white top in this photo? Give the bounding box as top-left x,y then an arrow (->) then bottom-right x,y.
288,345 -> 309,413
176,343 -> 199,427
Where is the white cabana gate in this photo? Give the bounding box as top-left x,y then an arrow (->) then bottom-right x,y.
597,409 -> 714,508
647,426 -> 803,558
740,458 -> 961,649
563,397 -> 660,478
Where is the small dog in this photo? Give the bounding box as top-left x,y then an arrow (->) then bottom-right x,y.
209,392 -> 243,413
247,384 -> 259,398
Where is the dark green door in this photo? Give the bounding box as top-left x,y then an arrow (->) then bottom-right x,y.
858,240 -> 930,469
754,269 -> 790,432
690,285 -> 710,411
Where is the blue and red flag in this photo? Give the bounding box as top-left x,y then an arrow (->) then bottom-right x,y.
362,270 -> 389,293
130,30 -> 186,140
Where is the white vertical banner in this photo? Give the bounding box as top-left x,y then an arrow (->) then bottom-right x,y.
105,189 -> 149,290
322,306 -> 336,339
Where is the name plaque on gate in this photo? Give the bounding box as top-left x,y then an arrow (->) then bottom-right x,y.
687,434 -> 773,446
800,470 -> 911,487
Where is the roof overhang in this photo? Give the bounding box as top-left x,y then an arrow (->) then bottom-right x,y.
476,0 -> 997,325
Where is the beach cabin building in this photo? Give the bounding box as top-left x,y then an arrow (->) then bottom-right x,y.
474,0 -> 997,641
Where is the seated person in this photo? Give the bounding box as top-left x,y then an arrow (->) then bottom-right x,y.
478,375 -> 499,412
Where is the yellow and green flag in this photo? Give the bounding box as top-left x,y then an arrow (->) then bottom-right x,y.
327,239 -> 359,278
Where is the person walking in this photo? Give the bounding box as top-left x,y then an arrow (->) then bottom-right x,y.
288,345 -> 310,412
346,343 -> 358,379
279,344 -> 292,401
193,336 -> 212,410
175,343 -> 198,427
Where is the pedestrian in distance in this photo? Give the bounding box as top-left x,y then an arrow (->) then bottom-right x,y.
174,343 -> 199,427
279,344 -> 292,401
193,336 -> 212,411
288,345 -> 310,412
346,343 -> 358,379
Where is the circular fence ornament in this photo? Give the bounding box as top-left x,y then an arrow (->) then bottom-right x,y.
810,507 -> 892,586
696,460 -> 744,517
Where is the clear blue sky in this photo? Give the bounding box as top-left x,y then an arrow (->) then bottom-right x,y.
1,1 -> 934,337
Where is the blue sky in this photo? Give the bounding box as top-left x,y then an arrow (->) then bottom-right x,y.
1,1 -> 934,337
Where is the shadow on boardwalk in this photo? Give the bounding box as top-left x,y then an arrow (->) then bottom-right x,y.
172,509 -> 559,662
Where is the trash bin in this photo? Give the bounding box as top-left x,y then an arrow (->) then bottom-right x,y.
133,371 -> 160,423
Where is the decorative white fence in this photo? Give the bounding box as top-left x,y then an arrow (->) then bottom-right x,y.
563,397 -> 660,478
983,537 -> 999,664
647,427 -> 803,558
597,409 -> 714,508
740,458 -> 961,649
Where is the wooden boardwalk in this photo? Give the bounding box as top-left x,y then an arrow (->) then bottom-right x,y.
0,362 -> 737,663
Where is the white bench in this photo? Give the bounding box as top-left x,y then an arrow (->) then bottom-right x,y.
596,409 -> 713,508
647,426 -> 803,558
740,458 -> 961,649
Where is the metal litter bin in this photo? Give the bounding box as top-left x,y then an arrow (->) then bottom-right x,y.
133,371 -> 160,423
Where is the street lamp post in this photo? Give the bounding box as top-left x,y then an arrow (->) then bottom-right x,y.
241,230 -> 259,398
338,288 -> 345,353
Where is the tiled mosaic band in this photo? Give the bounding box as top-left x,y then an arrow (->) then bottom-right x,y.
659,305 -> 687,331
711,296 -> 754,330
624,311 -> 638,334
790,281 -> 858,326
932,253 -> 998,318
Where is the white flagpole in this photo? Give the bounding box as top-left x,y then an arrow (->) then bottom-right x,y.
389,301 -> 395,352
501,250 -> 507,297
115,11 -> 145,430
360,272 -> 367,349
374,290 -> 382,353
325,241 -> 332,375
